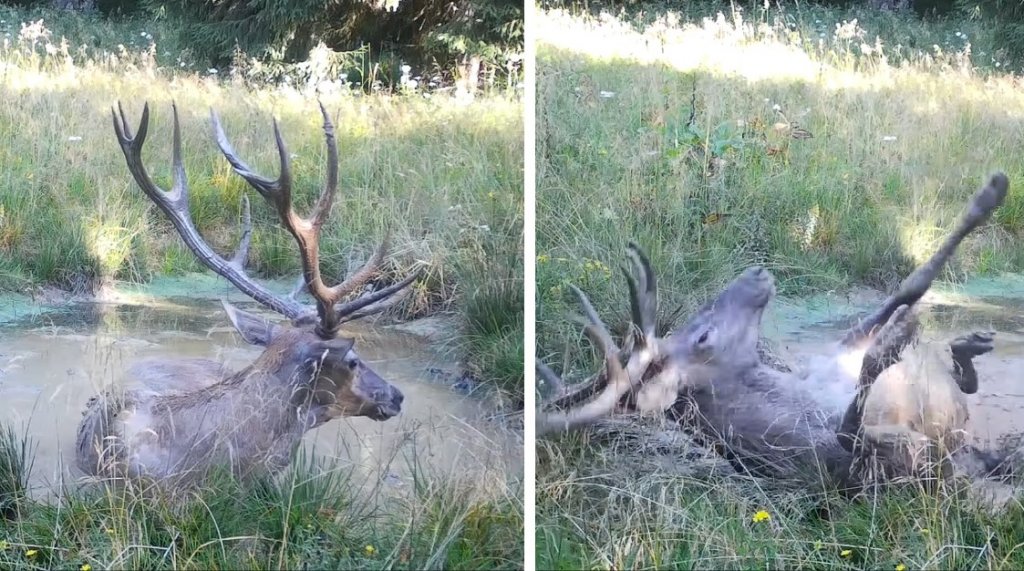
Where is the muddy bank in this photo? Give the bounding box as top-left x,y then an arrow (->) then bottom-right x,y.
0,290 -> 520,499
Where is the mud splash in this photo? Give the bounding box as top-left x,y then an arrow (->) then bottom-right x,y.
762,283 -> 1024,450
0,297 -> 520,497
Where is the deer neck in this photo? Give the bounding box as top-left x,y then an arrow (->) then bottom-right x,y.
221,355 -> 321,440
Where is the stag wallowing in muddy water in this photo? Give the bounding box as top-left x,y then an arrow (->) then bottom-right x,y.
538,174 -> 1011,492
75,102 -> 420,487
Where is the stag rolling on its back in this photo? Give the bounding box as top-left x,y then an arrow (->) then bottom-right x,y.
538,174 -> 1009,491
76,103 -> 419,487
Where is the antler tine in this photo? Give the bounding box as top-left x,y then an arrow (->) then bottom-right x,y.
112,101 -> 306,321
210,109 -> 291,208
569,284 -> 617,350
228,195 -> 252,270
537,285 -> 632,436
335,267 -> 422,324
211,107 -> 344,334
211,106 -> 418,336
309,101 -> 339,229
625,242 -> 657,343
537,362 -> 567,402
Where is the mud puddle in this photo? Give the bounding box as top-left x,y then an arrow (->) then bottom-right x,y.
762,287 -> 1024,449
0,298 -> 520,498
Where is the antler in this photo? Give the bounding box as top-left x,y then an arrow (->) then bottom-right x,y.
113,102 -> 419,338
537,243 -> 664,435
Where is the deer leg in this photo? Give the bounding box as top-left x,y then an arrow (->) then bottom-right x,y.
949,331 -> 994,395
841,174 -> 1008,347
858,305 -> 919,387
838,305 -> 916,452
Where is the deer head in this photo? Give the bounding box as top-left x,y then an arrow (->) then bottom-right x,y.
665,265 -> 775,371
112,102 -> 418,423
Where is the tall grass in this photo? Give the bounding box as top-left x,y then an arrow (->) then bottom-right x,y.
0,6 -> 523,396
536,2 -> 1024,376
537,3 -> 1024,569
0,424 -> 32,522
0,421 -> 523,570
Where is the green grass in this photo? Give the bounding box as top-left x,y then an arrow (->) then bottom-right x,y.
0,6 -> 523,397
537,437 -> 1024,570
537,2 -> 1024,569
0,422 -> 523,570
536,2 -> 1024,376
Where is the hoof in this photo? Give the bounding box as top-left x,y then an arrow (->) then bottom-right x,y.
951,331 -> 995,358
968,173 -> 1009,221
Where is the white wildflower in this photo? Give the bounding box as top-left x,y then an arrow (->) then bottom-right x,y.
67,136 -> 82,142
882,135 -> 897,142
599,90 -> 616,98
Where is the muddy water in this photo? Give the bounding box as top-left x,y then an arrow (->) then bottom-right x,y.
763,292 -> 1024,450
0,298 -> 520,497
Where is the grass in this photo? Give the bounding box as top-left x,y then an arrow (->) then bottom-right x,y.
536,1 -> 1024,377
0,422 -> 522,570
0,5 -> 523,397
536,2 -> 1024,569
537,436 -> 1024,570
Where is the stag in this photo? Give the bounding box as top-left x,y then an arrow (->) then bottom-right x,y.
76,102 -> 419,487
539,174 -> 1009,491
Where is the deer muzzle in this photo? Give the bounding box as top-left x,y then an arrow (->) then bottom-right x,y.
360,366 -> 404,421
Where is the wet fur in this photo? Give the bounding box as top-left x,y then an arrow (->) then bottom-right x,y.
75,322 -> 397,488
666,175 -> 1009,490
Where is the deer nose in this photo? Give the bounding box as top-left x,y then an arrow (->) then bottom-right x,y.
391,388 -> 405,409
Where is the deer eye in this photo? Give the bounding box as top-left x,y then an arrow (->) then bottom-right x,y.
346,358 -> 358,369
697,331 -> 710,344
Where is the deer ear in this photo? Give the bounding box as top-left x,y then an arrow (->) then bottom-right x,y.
222,300 -> 279,346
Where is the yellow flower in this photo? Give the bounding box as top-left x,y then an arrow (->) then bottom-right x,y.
813,540 -> 823,551
537,254 -> 550,264
0,540 -> 8,550
25,549 -> 38,558
365,544 -> 376,556
105,528 -> 114,534
81,565 -> 92,571
895,564 -> 906,571
920,528 -> 930,535
751,510 -> 771,523
840,549 -> 853,558
487,191 -> 496,200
